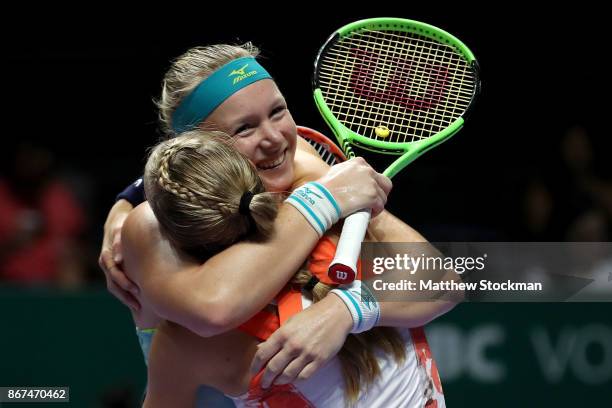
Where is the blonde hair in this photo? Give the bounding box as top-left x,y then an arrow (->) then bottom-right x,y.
144,130 -> 277,255
156,43 -> 260,136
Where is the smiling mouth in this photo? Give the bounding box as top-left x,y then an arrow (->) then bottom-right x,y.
257,150 -> 286,171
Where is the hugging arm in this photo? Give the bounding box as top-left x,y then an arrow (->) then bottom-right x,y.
120,157 -> 391,337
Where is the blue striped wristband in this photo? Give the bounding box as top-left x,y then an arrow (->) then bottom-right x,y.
285,182 -> 341,237
331,280 -> 380,333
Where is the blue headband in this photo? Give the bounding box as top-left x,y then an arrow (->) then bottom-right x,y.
171,57 -> 272,133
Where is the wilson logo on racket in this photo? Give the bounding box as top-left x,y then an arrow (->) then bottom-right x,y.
335,270 -> 349,281
350,49 -> 449,110
228,64 -> 257,85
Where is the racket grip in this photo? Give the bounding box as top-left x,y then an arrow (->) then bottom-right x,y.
328,209 -> 371,284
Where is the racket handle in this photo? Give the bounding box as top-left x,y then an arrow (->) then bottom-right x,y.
328,209 -> 371,284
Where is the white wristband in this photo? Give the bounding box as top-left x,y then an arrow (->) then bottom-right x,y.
330,280 -> 380,333
285,182 -> 341,237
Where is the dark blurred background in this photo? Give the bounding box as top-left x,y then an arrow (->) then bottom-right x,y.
1,5 -> 610,407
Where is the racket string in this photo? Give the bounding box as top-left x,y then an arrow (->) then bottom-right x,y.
317,29 -> 476,144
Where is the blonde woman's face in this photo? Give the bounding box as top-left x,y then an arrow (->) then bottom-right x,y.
204,79 -> 297,193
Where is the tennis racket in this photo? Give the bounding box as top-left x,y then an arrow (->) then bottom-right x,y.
313,18 -> 480,284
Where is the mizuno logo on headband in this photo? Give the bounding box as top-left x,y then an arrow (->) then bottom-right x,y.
229,63 -> 258,85
229,64 -> 249,76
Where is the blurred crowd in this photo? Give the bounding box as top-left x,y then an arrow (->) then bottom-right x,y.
519,125 -> 612,242
0,141 -> 96,288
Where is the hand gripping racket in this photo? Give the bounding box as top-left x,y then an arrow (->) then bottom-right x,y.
313,18 -> 480,284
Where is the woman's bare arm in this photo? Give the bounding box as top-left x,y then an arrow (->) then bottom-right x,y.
367,211 -> 460,327
98,199 -> 140,310
122,202 -> 320,337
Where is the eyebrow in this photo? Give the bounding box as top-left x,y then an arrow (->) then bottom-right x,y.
230,96 -> 286,124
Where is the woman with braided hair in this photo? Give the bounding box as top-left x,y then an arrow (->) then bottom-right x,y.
109,43 -> 455,406
135,130 -> 448,407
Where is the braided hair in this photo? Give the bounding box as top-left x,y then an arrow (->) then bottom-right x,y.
144,130 -> 278,255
